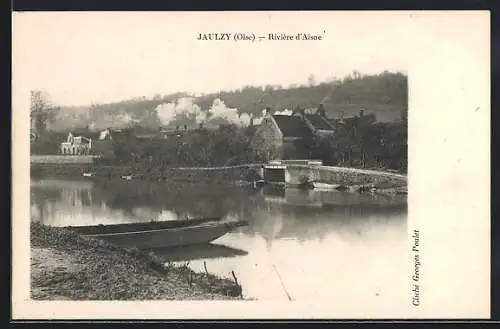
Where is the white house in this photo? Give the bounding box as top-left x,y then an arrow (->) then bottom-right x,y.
60,132 -> 92,155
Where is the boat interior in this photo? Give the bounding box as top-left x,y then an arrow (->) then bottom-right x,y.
65,217 -> 223,235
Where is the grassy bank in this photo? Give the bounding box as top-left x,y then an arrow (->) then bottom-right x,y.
30,222 -> 243,300
30,162 -> 263,184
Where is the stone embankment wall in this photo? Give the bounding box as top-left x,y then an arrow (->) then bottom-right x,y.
285,165 -> 407,188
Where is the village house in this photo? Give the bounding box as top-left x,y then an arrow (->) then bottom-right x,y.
251,106 -> 335,161
158,121 -> 219,139
59,128 -> 114,158
92,128 -> 115,158
301,105 -> 336,137
159,124 -> 192,139
327,109 -> 376,128
60,132 -> 92,155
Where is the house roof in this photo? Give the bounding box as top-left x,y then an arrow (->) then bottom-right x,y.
69,129 -> 102,140
327,113 -> 377,126
304,114 -> 334,131
272,115 -> 312,138
110,126 -> 160,139
96,130 -> 109,140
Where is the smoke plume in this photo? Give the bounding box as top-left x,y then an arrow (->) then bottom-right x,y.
155,97 -> 261,128
207,99 -> 251,126
91,112 -> 138,130
155,97 -> 204,127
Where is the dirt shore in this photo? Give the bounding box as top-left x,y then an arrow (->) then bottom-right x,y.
30,222 -> 242,300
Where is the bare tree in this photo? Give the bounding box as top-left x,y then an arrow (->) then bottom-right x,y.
30,90 -> 58,136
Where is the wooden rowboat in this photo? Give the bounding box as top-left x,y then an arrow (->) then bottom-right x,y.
312,182 -> 340,191
66,217 -> 248,249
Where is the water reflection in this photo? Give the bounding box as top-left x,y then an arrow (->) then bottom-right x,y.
30,178 -> 407,303
152,244 -> 249,262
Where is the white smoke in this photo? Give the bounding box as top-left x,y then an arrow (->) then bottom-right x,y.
208,99 -> 251,126
155,97 -> 262,128
155,97 -> 205,126
102,112 -> 138,129
118,112 -> 137,125
274,109 -> 293,116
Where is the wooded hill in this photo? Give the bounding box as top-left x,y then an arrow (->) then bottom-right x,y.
48,71 -> 407,131
196,71 -> 407,121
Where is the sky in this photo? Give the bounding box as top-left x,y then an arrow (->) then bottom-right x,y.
13,11 -> 410,107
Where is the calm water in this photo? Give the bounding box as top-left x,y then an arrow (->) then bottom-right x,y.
31,178 -> 407,303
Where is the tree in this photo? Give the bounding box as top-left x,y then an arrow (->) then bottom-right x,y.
311,135 -> 337,165
30,90 -> 58,136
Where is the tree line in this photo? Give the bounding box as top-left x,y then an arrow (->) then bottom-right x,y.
105,113 -> 407,173
312,114 -> 407,171
31,114 -> 407,173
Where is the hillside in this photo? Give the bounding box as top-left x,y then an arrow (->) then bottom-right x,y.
197,71 -> 407,119
46,71 -> 407,132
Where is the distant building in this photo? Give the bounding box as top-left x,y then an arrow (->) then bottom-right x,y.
251,107 -> 335,161
159,123 -> 208,139
60,132 -> 92,155
59,128 -> 114,158
300,107 -> 336,137
327,109 -> 376,127
92,128 -> 114,158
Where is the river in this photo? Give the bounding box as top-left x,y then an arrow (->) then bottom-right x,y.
30,177 -> 407,304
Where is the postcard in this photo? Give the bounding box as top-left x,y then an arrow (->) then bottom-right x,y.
12,10 -> 490,319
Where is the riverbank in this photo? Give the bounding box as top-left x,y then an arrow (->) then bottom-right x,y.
31,161 -> 406,189
30,162 -> 263,184
30,222 -> 243,300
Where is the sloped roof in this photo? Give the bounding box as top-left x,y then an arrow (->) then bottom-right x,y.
272,115 -> 312,138
99,130 -> 111,140
69,129 -> 101,140
305,114 -> 334,131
